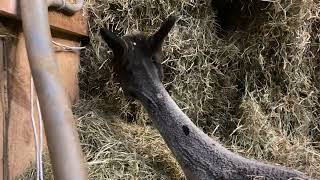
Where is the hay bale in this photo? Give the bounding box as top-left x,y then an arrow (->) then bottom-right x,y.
19,98 -> 183,179
76,105 -> 182,179
81,0 -> 320,177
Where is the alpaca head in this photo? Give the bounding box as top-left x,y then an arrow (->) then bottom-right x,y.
100,15 -> 176,97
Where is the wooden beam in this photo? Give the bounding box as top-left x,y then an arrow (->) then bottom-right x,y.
0,0 -> 88,37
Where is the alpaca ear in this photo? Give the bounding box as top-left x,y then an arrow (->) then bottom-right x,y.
100,28 -> 127,56
150,15 -> 177,50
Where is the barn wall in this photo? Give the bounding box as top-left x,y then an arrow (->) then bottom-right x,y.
0,13 -> 85,178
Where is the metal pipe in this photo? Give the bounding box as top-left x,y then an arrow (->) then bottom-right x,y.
20,0 -> 87,179
47,0 -> 84,14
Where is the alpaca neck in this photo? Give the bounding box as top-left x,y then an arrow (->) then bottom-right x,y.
135,81 -> 306,180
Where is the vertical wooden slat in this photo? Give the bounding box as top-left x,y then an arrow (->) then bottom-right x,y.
0,38 -> 4,180
7,33 -> 36,179
0,36 -> 10,180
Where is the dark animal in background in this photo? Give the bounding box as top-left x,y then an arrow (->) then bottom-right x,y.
211,0 -> 270,34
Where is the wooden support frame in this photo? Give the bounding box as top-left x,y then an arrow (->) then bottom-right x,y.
0,0 -> 88,37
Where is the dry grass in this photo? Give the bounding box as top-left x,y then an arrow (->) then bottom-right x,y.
19,98 -> 183,180
20,0 -> 320,179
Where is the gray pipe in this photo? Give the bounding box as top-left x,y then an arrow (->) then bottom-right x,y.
20,0 -> 88,179
47,0 -> 84,14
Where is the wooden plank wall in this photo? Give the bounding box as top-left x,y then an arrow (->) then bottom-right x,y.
0,1 -> 87,178
6,33 -> 81,179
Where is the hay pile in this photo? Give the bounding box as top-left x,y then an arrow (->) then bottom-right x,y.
21,0 -> 320,179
